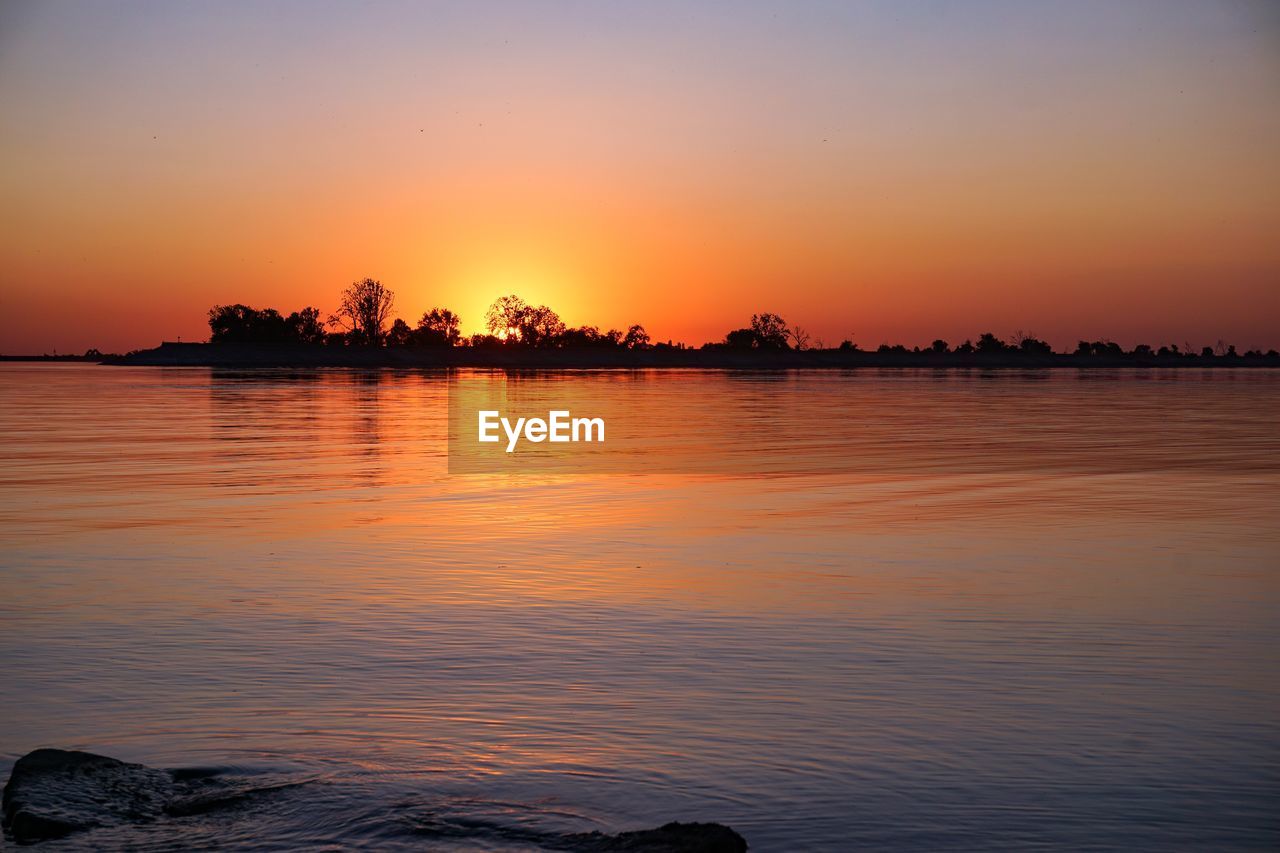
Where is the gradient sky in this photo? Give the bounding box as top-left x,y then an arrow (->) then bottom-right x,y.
1,0 -> 1278,353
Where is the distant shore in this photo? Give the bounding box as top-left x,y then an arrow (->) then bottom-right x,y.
69,341 -> 1280,369
0,354 -> 103,363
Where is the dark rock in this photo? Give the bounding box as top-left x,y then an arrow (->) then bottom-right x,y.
164,776 -> 311,818
2,749 -> 173,843
4,749 -> 747,850
409,813 -> 749,852
565,820 -> 749,852
1,749 -> 304,844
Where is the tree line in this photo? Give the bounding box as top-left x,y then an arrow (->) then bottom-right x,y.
206,277 -> 1279,360
208,278 -> 653,350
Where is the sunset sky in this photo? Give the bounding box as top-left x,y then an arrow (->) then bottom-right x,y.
1,0 -> 1278,354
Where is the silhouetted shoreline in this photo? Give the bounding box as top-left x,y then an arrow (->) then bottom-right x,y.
0,353 -> 104,363
16,283 -> 1269,369
103,341 -> 1280,369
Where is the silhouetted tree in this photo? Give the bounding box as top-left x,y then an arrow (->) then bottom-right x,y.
559,325 -> 601,347
208,303 -> 332,345
723,328 -> 757,349
386,318 -> 413,347
560,325 -> 623,347
1091,340 -> 1123,357
931,339 -> 949,353
485,295 -> 528,341
483,295 -> 565,346
720,314 -> 792,349
521,305 -> 566,347
1013,331 -> 1051,354
286,307 -> 327,344
468,333 -> 503,348
751,313 -> 790,349
330,278 -> 394,346
209,304 -> 289,343
976,332 -> 1007,353
414,308 -> 461,346
623,324 -> 651,349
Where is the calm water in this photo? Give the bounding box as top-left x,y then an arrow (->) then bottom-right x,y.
1,364 -> 1277,850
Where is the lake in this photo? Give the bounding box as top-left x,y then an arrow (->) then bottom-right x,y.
1,364 -> 1277,850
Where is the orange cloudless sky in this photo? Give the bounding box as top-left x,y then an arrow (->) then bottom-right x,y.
1,0 -> 1278,353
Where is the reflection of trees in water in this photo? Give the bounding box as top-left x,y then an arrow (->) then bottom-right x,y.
204,368 -> 422,489
349,370 -> 385,484
209,370 -> 325,439
207,369 -> 391,489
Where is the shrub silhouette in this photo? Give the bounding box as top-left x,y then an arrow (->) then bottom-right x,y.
386,318 -> 413,347
976,332 -> 1008,353
622,324 -> 651,349
209,304 -> 328,345
751,313 -> 790,349
287,307 -> 327,345
414,308 -> 461,346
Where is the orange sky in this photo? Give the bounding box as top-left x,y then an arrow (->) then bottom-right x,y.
2,1 -> 1278,354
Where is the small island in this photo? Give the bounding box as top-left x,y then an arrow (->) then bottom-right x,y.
31,278 -> 1280,369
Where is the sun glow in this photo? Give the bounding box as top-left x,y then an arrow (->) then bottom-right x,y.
440,255 -> 589,338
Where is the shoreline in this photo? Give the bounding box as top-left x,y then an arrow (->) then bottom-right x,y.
80,342 -> 1280,369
